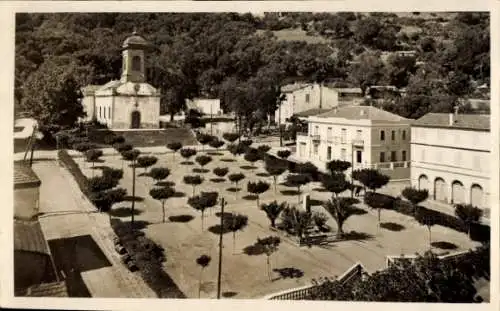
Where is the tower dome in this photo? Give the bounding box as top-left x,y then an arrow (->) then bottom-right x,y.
122,30 -> 148,49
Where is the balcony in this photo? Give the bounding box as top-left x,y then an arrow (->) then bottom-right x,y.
310,134 -> 320,142
352,139 -> 364,147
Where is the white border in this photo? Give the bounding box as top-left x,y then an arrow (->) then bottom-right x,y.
0,1 -> 498,311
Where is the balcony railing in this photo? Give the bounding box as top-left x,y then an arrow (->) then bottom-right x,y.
310,134 -> 320,142
352,139 -> 364,147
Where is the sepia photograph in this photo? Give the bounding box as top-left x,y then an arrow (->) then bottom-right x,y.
3,2 -> 496,309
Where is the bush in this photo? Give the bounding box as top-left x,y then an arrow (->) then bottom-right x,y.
167,142 -> 183,153
102,167 -> 124,181
136,156 -> 158,171
208,139 -> 224,149
257,145 -> 271,154
195,155 -> 212,167
85,149 -> 103,163
277,149 -> 291,159
58,149 -> 90,195
114,143 -> 133,154
74,142 -> 96,153
213,167 -> 229,177
180,148 -> 197,159
222,132 -> 240,143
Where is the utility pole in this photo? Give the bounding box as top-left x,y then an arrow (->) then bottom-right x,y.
131,157 -> 136,226
216,197 -> 226,299
351,141 -> 354,198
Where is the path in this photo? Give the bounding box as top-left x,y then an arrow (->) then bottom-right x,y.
33,160 -> 156,298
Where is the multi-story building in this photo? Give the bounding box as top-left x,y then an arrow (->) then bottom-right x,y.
275,83 -> 363,125
411,112 -> 490,210
295,106 -> 411,180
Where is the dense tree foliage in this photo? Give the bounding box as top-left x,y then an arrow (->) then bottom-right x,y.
15,12 -> 489,132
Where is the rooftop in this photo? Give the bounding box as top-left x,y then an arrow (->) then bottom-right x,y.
294,108 -> 332,118
412,113 -> 490,131
122,31 -> 148,49
315,106 -> 409,123
14,161 -> 41,189
14,220 -> 50,255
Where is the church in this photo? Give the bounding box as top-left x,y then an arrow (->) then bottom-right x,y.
81,31 -> 161,129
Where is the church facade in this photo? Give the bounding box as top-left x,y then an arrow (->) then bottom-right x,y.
81,31 -> 161,129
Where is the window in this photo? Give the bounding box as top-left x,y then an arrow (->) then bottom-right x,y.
327,127 -> 332,141
341,148 -> 346,160
341,128 -> 346,144
108,107 -> 111,119
356,129 -> 362,140
103,107 -> 106,119
391,151 -> 397,162
391,130 -> 395,141
305,93 -> 310,103
327,146 -> 332,160
356,150 -> 362,163
380,152 -> 385,163
380,130 -> 385,141
402,130 -> 406,140
314,125 -> 319,135
402,150 -> 407,161
99,106 -> 102,118
132,55 -> 141,71
313,144 -> 318,155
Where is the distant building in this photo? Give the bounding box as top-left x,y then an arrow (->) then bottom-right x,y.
185,98 -> 222,116
295,106 -> 411,180
81,31 -> 161,129
411,112 -> 490,210
14,162 -> 65,296
275,83 -> 363,125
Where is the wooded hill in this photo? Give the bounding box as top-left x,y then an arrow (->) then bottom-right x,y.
15,12 -> 489,132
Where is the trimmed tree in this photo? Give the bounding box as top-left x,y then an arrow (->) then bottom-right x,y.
115,143 -> 133,168
183,175 -> 204,196
228,172 -> 245,197
224,214 -> 249,254
91,187 -> 126,213
277,149 -> 291,160
195,155 -> 212,171
455,204 -> 483,238
364,192 -> 394,227
415,207 -> 438,248
326,160 -> 351,175
102,167 -> 124,181
180,148 -> 197,163
137,156 -> 158,174
227,143 -> 246,159
240,139 -> 253,149
222,132 -> 239,143
254,236 -> 281,281
195,255 -> 211,298
265,163 -> 287,193
87,175 -> 119,193
149,187 -> 175,223
167,142 -> 183,160
188,191 -> 218,230
323,197 -> 360,239
322,173 -> 351,198
402,187 -> 429,216
244,148 -> 260,169
85,149 -> 103,171
281,207 -> 313,241
261,200 -> 287,228
196,133 -> 214,151
247,181 -> 270,207
213,167 -> 229,180
286,173 -> 310,204
208,138 -> 224,150
121,149 -> 140,167
257,144 -> 271,155
149,167 -> 170,185
352,168 -> 390,194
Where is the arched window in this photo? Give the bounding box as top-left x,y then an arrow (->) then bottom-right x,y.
132,55 -> 141,71
108,107 -> 111,119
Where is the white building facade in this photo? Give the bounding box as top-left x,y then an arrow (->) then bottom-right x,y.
275,83 -> 363,125
186,98 -> 222,116
411,113 -> 490,210
295,106 -> 411,180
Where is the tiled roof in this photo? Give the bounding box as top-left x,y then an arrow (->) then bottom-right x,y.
81,84 -> 102,95
26,281 -> 68,297
316,106 -> 409,123
14,220 -> 50,255
14,161 -> 41,188
412,113 -> 490,131
294,108 -> 332,118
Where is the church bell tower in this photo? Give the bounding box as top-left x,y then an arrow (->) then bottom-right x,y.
120,29 -> 148,83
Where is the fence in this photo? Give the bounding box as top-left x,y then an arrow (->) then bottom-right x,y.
265,262 -> 366,300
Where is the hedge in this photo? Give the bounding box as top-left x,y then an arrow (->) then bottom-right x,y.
58,149 -> 90,197
110,219 -> 186,298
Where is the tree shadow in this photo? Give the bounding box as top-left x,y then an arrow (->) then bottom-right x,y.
256,172 -> 270,177
86,159 -> 105,164
380,222 -> 406,232
309,199 -> 324,206
173,191 -> 186,198
208,224 -> 232,235
157,181 -> 176,187
351,207 -> 368,215
431,241 -> 459,250
243,244 -> 265,256
280,190 -> 299,196
207,152 -> 223,156
180,161 -> 194,165
220,158 -> 236,162
313,187 -> 329,192
226,187 -> 241,193
340,231 -> 374,242
240,165 -> 257,170
137,172 -> 150,177
168,214 -> 195,223
222,291 -> 238,298
210,178 -> 226,183
108,207 -> 143,218
215,212 -> 234,219
193,168 -> 210,173
123,195 -> 144,202
242,194 -> 258,201
272,267 -> 304,280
